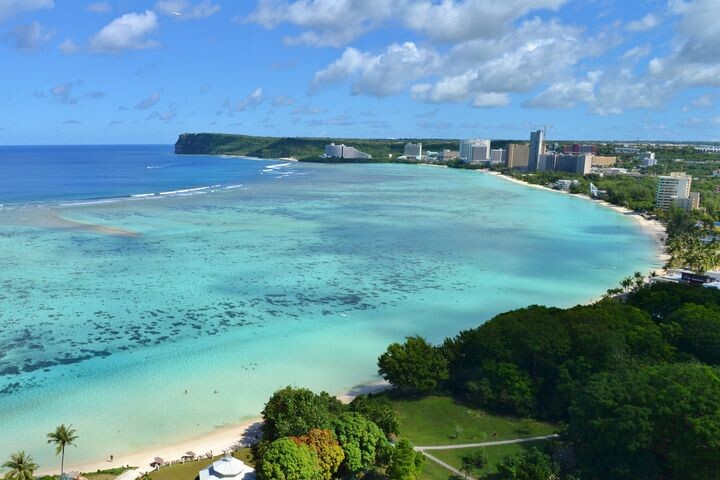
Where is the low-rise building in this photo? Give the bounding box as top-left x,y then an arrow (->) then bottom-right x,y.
639,152 -> 657,167
440,149 -> 459,162
712,169 -> 720,177
674,192 -> 701,211
563,144 -> 597,154
615,146 -> 640,154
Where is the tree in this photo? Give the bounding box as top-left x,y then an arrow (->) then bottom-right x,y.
262,387 -> 335,440
466,361 -> 535,415
290,429 -> 344,480
46,424 -> 78,475
377,336 -> 448,395
459,449 -> 487,478
331,412 -> 386,476
496,448 -> 557,480
667,304 -> 720,364
387,439 -> 424,480
568,363 -> 720,480
256,437 -> 321,480
2,452 -> 39,480
348,395 -> 399,437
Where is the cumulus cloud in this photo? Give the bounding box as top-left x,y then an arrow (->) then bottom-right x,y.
236,88 -> 264,111
154,0 -> 220,20
86,1 -> 111,13
626,13 -> 660,31
0,0 -> 53,22
620,44 -> 651,61
135,92 -> 161,110
58,38 -> 80,54
89,10 -> 159,53
312,42 -> 438,97
692,95 -> 713,108
246,0 -> 395,47
524,78 -> 595,109
472,92 -> 510,108
3,21 -> 52,51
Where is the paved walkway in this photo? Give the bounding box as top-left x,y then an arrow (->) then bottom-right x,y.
414,434 -> 560,479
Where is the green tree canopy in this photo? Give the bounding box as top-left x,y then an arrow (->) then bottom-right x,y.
377,336 -> 448,395
2,452 -> 39,480
290,429 -> 344,480
568,363 -> 720,480
262,387 -> 336,440
666,304 -> 720,364
495,448 -> 558,480
386,439 -> 424,480
256,437 -> 321,480
331,412 -> 386,476
348,395 -> 399,437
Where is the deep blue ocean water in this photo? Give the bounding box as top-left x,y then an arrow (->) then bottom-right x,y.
0,145 -> 662,469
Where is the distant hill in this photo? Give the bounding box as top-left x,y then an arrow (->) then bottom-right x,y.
174,133 -> 497,162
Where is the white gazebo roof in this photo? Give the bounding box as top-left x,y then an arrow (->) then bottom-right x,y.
200,456 -> 255,480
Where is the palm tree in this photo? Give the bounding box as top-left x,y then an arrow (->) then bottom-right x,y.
47,424 -> 78,475
620,276 -> 633,293
3,451 -> 39,480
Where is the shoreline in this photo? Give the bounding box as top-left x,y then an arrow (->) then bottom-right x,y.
481,170 -> 669,267
44,381 -> 390,476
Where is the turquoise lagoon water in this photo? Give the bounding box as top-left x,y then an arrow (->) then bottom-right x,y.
0,147 -> 661,468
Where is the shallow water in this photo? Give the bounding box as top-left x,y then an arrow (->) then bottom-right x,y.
0,147 -> 659,468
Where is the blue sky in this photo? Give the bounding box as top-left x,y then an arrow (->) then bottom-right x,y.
0,0 -> 718,144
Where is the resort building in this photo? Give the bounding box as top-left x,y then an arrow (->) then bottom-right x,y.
563,144 -> 597,154
713,169 -> 720,178
591,155 -> 617,167
440,149 -> 459,162
323,143 -> 372,159
404,142 -> 422,159
615,146 -> 640,154
656,172 -> 693,210
695,145 -> 720,154
674,192 -> 701,212
528,130 -> 544,172
506,143 -> 529,169
199,456 -> 255,480
490,149 -> 506,165
538,153 -> 592,175
640,152 -> 657,167
459,139 -> 491,163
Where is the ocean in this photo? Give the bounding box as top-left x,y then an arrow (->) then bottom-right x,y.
0,145 -> 660,468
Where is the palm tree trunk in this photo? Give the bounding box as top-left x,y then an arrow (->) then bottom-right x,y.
61,446 -> 65,475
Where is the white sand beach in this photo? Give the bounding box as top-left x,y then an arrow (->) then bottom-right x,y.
47,381 -> 390,477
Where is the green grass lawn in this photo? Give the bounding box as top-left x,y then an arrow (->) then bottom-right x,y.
147,449 -> 253,480
428,440 -> 549,479
419,458 -> 462,480
389,396 -> 556,446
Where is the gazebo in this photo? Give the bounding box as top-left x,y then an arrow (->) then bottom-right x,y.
199,455 -> 256,480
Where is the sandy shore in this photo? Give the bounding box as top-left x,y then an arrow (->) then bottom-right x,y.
49,381 -> 390,476
482,171 -> 669,269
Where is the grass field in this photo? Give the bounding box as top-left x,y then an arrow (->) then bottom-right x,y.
146,449 -> 253,480
428,440 -> 550,479
389,396 -> 556,446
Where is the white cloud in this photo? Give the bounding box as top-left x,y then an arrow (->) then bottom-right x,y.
154,0 -> 220,20
312,42 -> 437,97
246,0 -> 568,47
626,13 -> 660,31
692,95 -> 713,108
58,38 -> 80,54
86,1 -> 111,14
236,88 -> 264,111
50,83 -> 77,105
620,44 -> 651,61
135,92 -> 161,110
472,92 -> 511,108
89,10 -> 159,53
0,0 -> 53,22
403,0 -> 567,43
3,21 -> 52,51
524,78 -> 595,109
247,0 -> 395,47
